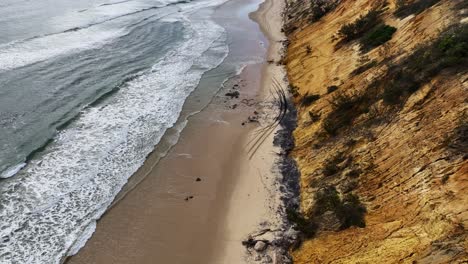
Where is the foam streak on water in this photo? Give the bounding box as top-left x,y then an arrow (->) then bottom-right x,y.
0,1 -> 229,262
0,0 -> 188,72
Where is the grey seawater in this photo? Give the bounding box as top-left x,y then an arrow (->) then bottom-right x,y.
0,0 -> 267,262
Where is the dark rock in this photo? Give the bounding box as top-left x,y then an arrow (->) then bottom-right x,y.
242,238 -> 256,247
225,91 -> 240,98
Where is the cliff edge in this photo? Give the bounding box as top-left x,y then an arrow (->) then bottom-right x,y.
283,0 -> 467,263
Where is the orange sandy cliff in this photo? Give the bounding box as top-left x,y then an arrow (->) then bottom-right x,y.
283,0 -> 467,263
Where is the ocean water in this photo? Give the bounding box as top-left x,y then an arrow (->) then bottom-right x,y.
0,0 -> 264,262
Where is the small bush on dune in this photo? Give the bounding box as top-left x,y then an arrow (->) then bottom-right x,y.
301,93 -> 321,107
394,0 -> 442,18
361,24 -> 397,50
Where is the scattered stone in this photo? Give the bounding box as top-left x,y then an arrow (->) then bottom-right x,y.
242,122 -> 245,126
232,104 -> 238,109
255,232 -> 275,242
241,98 -> 256,106
196,178 -> 201,182
248,116 -> 259,123
254,255 -> 262,261
254,241 -> 267,252
254,110 -> 259,115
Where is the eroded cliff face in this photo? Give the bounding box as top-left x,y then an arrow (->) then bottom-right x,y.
283,0 -> 467,263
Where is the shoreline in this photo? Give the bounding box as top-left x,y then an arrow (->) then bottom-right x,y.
67,0 -> 292,263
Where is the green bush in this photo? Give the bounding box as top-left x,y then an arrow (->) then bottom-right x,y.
361,24 -> 397,50
337,9 -> 382,42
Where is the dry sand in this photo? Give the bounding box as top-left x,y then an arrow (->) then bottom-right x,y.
67,0 -> 286,263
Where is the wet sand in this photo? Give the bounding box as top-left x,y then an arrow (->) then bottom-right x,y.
68,0 -> 285,263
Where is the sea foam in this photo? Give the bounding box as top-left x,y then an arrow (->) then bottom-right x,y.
0,1 -> 229,262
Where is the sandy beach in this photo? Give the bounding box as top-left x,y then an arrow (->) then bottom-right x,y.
67,0 -> 286,263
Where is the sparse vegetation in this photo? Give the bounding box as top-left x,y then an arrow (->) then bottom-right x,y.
441,174 -> 450,184
346,168 -> 362,178
323,92 -> 371,135
382,24 -> 468,105
310,0 -> 341,22
301,93 -> 321,107
313,186 -> 342,215
312,186 -> 366,229
394,0 -> 442,18
382,70 -> 419,104
445,113 -> 468,158
327,85 -> 339,94
351,60 -> 378,76
361,24 -> 397,50
323,152 -> 346,176
337,194 -> 366,228
321,25 -> 467,139
308,111 -> 321,123
289,85 -> 300,98
286,207 -> 318,238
